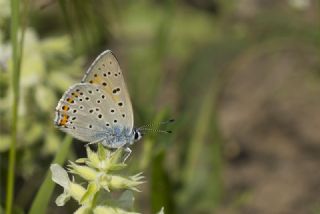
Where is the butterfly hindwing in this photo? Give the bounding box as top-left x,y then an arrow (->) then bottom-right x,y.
81,50 -> 134,130
54,83 -> 126,142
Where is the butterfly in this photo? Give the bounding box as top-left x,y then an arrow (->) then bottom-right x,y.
54,50 -> 173,161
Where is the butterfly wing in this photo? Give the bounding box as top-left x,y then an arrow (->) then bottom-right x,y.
54,83 -> 128,143
81,50 -> 134,131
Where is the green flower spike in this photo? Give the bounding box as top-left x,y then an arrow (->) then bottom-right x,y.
50,145 -> 145,213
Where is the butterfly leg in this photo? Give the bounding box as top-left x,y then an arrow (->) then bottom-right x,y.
123,147 -> 132,163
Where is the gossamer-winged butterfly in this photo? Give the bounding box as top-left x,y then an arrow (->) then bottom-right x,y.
54,50 -> 173,161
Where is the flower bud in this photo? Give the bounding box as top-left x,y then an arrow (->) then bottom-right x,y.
107,174 -> 144,192
68,161 -> 98,181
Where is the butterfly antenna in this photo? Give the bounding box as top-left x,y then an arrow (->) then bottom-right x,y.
139,128 -> 172,134
138,119 -> 175,129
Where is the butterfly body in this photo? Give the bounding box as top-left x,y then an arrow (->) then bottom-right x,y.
54,50 -> 140,152
100,126 -> 134,148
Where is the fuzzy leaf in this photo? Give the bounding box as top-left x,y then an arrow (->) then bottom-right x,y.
50,164 -> 70,189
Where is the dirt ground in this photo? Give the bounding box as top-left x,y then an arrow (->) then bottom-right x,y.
217,43 -> 320,213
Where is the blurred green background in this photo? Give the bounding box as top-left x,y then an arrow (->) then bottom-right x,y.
1,0 -> 320,213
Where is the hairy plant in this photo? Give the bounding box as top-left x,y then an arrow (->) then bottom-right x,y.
51,144 -> 145,214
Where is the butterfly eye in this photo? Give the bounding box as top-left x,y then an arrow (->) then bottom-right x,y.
134,131 -> 143,141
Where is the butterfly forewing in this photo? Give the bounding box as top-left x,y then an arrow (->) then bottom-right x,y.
55,83 -> 127,142
81,50 -> 134,130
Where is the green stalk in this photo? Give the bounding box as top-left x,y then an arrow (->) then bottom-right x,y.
28,136 -> 72,214
6,0 -> 21,213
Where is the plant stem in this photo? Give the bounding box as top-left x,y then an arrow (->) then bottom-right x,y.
6,0 -> 21,213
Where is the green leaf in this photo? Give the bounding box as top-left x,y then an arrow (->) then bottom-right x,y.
80,182 -> 98,204
151,151 -> 174,214
28,136 -> 72,214
97,143 -> 106,161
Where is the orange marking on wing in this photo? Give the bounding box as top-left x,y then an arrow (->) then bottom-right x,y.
90,76 -> 103,84
88,74 -> 124,105
107,90 -> 120,103
89,76 -> 120,103
71,92 -> 79,98
62,105 -> 70,111
66,97 -> 74,103
59,114 -> 69,126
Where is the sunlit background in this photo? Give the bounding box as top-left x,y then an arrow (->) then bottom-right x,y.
1,0 -> 320,213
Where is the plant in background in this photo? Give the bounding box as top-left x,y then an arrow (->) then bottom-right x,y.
51,144 -> 144,214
